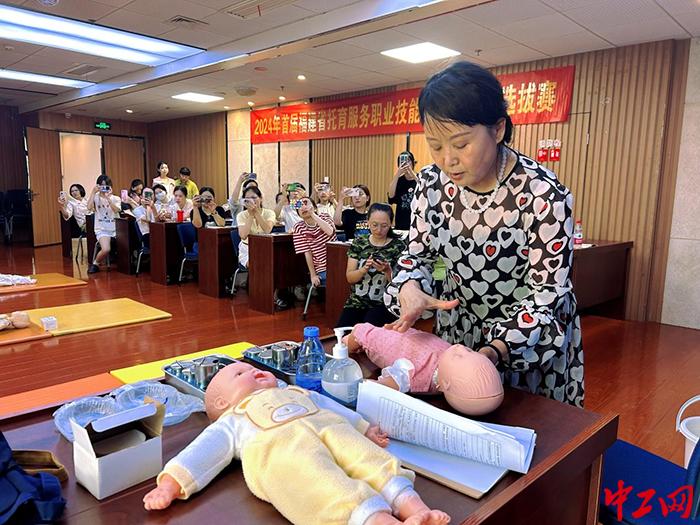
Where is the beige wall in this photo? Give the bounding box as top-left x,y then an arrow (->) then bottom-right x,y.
662,38 -> 700,329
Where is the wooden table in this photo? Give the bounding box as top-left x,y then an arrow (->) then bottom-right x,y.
248,233 -> 308,314
198,226 -> 235,298
572,241 -> 633,319
115,217 -> 139,275
0,379 -> 617,524
150,222 -> 183,286
327,241 -> 352,325
326,240 -> 634,323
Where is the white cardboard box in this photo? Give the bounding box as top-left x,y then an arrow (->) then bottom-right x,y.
70,400 -> 165,500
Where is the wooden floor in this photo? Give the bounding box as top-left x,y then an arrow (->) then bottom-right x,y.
1,243 -> 699,466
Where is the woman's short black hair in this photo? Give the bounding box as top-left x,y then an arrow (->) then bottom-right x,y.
96,174 -> 112,187
199,186 -> 215,197
419,61 -> 513,144
130,179 -> 144,190
70,184 -> 86,197
353,184 -> 371,205
179,167 -> 191,177
174,185 -> 188,197
244,186 -> 263,199
157,161 -> 167,170
153,184 -> 166,193
368,203 -> 397,238
243,179 -> 258,191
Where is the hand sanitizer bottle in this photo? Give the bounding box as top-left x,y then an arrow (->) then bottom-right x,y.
322,327 -> 363,407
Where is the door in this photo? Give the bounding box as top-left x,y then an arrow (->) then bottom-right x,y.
103,136 -> 145,190
27,127 -> 62,247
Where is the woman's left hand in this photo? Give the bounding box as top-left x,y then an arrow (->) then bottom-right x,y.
387,280 -> 460,333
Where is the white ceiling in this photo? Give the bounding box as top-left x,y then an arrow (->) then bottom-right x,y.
0,0 -> 698,120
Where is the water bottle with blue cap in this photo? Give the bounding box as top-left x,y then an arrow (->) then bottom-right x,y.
295,326 -> 325,392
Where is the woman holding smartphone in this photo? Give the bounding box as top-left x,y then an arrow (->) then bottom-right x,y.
388,151 -> 417,230
333,184 -> 371,239
236,186 -> 276,267
191,187 -> 226,228
58,184 -> 90,231
336,203 -> 405,327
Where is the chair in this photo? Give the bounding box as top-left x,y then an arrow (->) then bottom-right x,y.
302,282 -> 325,320
4,189 -> 31,243
600,439 -> 700,524
176,223 -> 198,283
271,225 -> 286,233
230,228 -> 246,295
133,221 -> 150,276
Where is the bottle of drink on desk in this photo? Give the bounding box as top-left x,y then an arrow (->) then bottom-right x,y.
295,326 -> 325,392
574,219 -> 584,247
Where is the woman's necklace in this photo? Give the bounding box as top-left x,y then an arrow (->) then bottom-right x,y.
463,146 -> 508,215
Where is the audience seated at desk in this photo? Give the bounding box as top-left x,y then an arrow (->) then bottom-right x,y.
311,180 -> 338,218
227,172 -> 259,227
275,182 -> 306,232
191,187 -> 226,229
334,184 -> 371,240
292,197 -> 337,289
338,203 -> 405,327
121,178 -> 144,211
163,185 -> 193,222
58,183 -> 90,233
87,175 -> 121,274
236,186 -> 276,267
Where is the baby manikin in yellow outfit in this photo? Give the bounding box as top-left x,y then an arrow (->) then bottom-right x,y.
162,386 -> 414,525
144,363 -> 448,525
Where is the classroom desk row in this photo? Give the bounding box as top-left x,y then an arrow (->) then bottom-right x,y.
61,215 -> 633,322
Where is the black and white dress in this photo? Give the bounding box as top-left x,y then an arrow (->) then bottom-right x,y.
385,150 -> 584,408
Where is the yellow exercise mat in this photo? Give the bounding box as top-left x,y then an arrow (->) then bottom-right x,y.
25,298 -> 172,336
109,341 -> 252,384
0,322 -> 51,347
0,273 -> 86,294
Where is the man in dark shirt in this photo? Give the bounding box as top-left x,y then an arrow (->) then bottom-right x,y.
388,151 -> 417,230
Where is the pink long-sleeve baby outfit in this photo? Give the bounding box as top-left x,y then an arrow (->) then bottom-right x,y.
352,323 -> 452,393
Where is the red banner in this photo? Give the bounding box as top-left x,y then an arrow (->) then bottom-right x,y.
250,66 -> 575,143
250,88 -> 423,144
498,65 -> 575,125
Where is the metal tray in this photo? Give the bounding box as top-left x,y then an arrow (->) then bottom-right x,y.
163,354 -> 239,399
243,341 -> 331,385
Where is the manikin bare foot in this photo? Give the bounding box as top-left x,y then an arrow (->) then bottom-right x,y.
403,510 -> 451,525
394,492 -> 450,525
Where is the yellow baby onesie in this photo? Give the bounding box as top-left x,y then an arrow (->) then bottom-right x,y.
237,386 -> 414,525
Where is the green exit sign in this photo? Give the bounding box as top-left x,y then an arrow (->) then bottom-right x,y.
94,121 -> 111,130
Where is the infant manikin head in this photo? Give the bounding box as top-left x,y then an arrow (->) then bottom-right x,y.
205,362 -> 278,420
436,345 -> 504,416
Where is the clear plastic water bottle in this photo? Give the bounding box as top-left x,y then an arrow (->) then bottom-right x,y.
295,326 -> 325,392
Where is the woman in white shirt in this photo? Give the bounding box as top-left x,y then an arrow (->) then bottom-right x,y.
87,175 -> 121,274
152,161 -> 176,199
161,185 -> 193,223
58,184 -> 90,231
275,182 -> 306,232
236,186 -> 276,267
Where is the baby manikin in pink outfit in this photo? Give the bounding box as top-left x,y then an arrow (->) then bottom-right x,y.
346,323 -> 504,416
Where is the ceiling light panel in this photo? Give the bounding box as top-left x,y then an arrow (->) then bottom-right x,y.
0,5 -> 203,66
381,42 -> 460,64
0,68 -> 94,88
172,92 -> 224,103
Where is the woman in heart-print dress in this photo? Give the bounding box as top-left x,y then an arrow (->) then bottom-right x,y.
384,61 -> 584,408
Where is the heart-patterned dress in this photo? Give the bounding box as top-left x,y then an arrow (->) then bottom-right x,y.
384,150 -> 584,408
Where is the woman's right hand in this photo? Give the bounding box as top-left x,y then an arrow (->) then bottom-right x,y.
386,280 -> 460,333
58,194 -> 67,205
192,195 -> 201,208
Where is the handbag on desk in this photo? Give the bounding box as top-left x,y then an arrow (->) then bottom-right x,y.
0,431 -> 66,524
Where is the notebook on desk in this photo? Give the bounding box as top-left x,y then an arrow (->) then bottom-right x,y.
356,382 -> 537,499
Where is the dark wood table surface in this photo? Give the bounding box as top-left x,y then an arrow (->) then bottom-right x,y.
197,226 -> 235,298
248,233 -> 308,314
326,240 -> 634,324
115,217 -> 139,275
150,222 -> 183,286
0,373 -> 617,525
